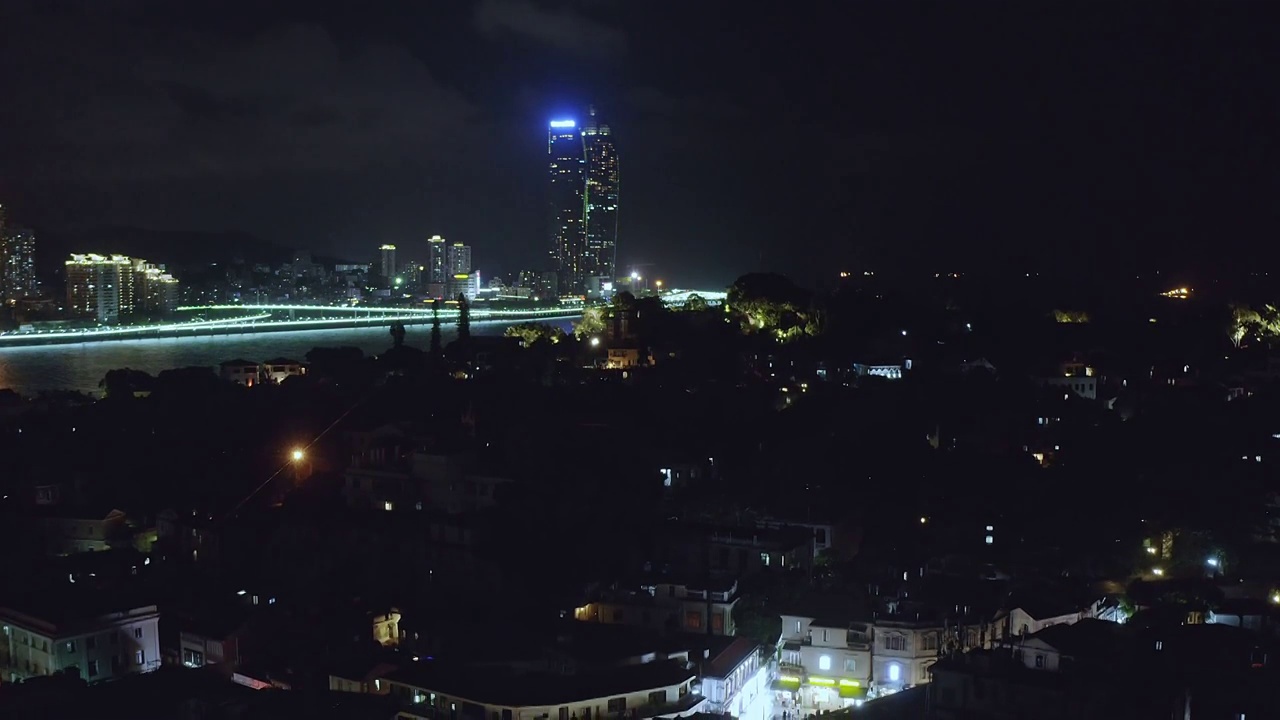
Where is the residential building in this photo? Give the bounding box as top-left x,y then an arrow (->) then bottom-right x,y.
927,619 -> 1280,719
175,605 -> 251,674
868,616 -> 943,692
655,523 -> 814,579
65,254 -> 134,323
573,578 -> 740,636
1,226 -> 38,301
777,615 -> 871,711
0,602 -> 161,683
427,235 -> 448,285
33,506 -> 128,555
380,244 -> 397,285
219,359 -> 261,387
446,242 -> 472,276
383,659 -> 704,720
261,357 -> 306,384
134,262 -> 179,315
697,638 -> 766,718
989,602 -> 1090,643
64,254 -> 179,322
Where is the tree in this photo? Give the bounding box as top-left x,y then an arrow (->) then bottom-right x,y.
505,322 -> 564,346
389,321 -> 406,348
430,302 -> 442,357
1053,309 -> 1090,324
682,294 -> 709,312
456,294 -> 471,347
1228,303 -> 1280,348
99,368 -> 154,399
727,273 -> 818,341
573,306 -> 607,339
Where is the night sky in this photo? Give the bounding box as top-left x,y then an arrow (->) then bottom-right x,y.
0,1 -> 1276,287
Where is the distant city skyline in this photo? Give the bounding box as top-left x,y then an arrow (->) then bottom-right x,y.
1,3 -> 1276,288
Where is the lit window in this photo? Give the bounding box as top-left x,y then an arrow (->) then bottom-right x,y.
819,655 -> 832,671
985,535 -> 994,545
384,501 -> 394,511
887,663 -> 900,682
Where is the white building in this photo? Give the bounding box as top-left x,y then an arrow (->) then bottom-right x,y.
698,638 -> 766,719
868,618 -> 943,692
777,615 -> 872,710
377,660 -> 705,720
0,603 -> 161,683
261,357 -> 307,384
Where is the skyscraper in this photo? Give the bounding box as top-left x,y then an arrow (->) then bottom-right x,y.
583,106 -> 620,287
547,109 -> 620,297
427,235 -> 448,284
1,226 -> 38,301
380,244 -> 397,284
65,254 -> 135,323
548,118 -> 587,296
446,242 -> 472,276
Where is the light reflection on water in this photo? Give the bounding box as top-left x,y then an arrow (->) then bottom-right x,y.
0,318 -> 570,397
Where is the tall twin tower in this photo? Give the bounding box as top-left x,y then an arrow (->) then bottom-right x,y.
547,106 -> 619,297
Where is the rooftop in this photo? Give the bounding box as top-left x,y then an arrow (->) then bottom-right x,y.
387,658 -> 697,708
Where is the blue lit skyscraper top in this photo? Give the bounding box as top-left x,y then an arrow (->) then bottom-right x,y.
546,107 -> 619,298
548,118 -> 586,296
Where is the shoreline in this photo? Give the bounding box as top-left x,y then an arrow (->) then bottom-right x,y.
0,312 -> 582,350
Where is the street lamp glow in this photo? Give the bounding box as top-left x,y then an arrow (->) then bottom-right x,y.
1206,557 -> 1219,567
291,448 -> 305,462
590,337 -> 601,347
655,280 -> 664,288
919,516 -> 927,524
1151,567 -> 1164,577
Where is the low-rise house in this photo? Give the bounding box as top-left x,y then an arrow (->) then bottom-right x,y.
573,578 -> 740,636
867,616 -> 941,694
34,506 -> 128,555
261,357 -> 306,384
697,638 -> 765,717
928,619 -> 1280,719
0,599 -> 160,683
219,359 -> 260,387
380,659 -> 705,720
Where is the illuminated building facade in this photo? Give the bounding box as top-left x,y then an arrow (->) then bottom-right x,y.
65,254 -> 179,323
546,109 -> 620,297
548,118 -> 586,295
446,272 -> 480,302
446,242 -> 472,276
427,235 -> 447,284
379,244 -> 397,285
1,225 -> 38,301
583,106 -> 620,289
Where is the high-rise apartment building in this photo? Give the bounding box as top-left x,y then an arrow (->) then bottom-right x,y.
65,254 -> 179,323
427,235 -> 448,284
1,226 -> 38,301
379,244 -> 397,284
548,119 -> 587,296
66,254 -> 135,323
446,242 -> 472,276
583,106 -> 620,288
547,108 -> 620,297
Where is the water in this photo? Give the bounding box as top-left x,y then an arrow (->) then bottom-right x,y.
0,318 -> 570,397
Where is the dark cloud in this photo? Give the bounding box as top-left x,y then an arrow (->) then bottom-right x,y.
2,19 -> 475,183
473,0 -> 626,58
